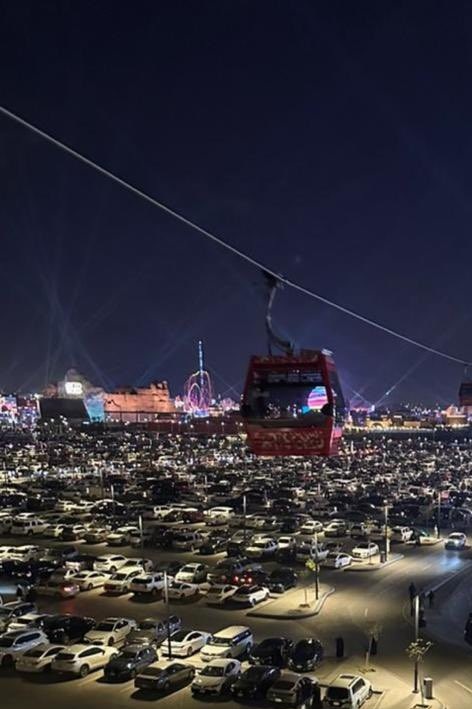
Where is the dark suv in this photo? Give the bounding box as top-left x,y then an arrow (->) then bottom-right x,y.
43,614 -> 96,644
104,645 -> 157,681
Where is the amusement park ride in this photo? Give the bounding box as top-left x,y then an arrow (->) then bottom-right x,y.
241,272 -> 347,457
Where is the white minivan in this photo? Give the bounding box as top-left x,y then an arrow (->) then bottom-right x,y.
205,507 -> 235,525
324,673 -> 372,708
200,625 -> 253,662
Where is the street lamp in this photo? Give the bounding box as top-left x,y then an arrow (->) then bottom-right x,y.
163,571 -> 172,659
384,503 -> 389,562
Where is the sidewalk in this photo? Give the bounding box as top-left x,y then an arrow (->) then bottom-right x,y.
247,582 -> 334,619
346,553 -> 404,572
316,656 -> 445,709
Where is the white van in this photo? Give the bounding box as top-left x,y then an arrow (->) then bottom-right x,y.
200,625 -> 253,661
11,518 -> 47,536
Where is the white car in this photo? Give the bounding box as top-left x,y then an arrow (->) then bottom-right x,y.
103,568 -> 143,594
130,573 -> 165,596
298,520 -> 324,535
0,602 -> 37,632
325,673 -> 373,708
245,538 -> 278,558
72,571 -> 108,591
161,629 -> 211,657
122,557 -> 154,572
205,507 -> 235,525
324,520 -> 348,537
296,543 -> 329,562
16,643 -> 65,673
391,526 -> 414,543
191,658 -> 241,696
351,542 -> 379,560
322,552 -> 352,569
93,554 -> 128,573
232,585 -> 270,606
142,505 -> 173,520
107,526 -> 139,546
0,629 -> 49,667
175,563 -> 207,584
277,535 -> 296,550
445,532 -> 467,550
0,546 -> 19,560
52,643 -> 119,676
9,545 -> 41,561
167,581 -> 199,600
8,612 -> 50,632
84,617 -> 137,646
205,584 -> 237,605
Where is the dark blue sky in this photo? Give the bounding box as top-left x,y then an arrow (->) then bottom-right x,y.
1,0 -> 472,406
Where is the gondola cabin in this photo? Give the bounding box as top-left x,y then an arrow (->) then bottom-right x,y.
241,349 -> 346,457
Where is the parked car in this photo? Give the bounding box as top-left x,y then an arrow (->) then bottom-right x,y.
322,552 -> 352,569
267,671 -> 316,706
324,673 -> 373,708
0,629 -> 49,667
43,615 -> 96,644
161,629 -> 211,657
52,643 -> 119,677
249,637 -> 294,667
191,658 -> 241,696
391,526 -> 414,543
175,563 -> 207,584
84,617 -> 137,646
167,581 -> 199,600
126,616 -> 181,647
134,662 -> 195,691
205,584 -> 237,605
268,568 -> 297,593
107,526 -> 139,546
0,602 -> 37,632
230,665 -> 281,700
130,573 -> 165,596
104,568 -> 143,594
351,542 -> 379,560
72,570 -> 108,590
103,644 -> 157,681
200,625 -> 253,661
324,520 -> 347,537
16,643 -> 65,673
288,638 -> 324,671
232,584 -> 270,606
93,555 -> 128,573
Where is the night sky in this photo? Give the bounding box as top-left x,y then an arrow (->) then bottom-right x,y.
1,1 -> 472,407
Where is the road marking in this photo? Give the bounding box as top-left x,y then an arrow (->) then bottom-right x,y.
455,680 -> 472,694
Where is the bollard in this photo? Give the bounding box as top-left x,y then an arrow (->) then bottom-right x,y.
335,636 -> 344,658
423,677 -> 433,700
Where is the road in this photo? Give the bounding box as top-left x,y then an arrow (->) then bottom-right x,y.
1,532 -> 472,708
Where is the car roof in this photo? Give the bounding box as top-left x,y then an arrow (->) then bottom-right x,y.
331,673 -> 359,688
212,625 -> 250,637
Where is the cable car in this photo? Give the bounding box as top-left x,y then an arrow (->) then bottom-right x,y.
459,380 -> 472,407
241,272 -> 346,457
242,349 -> 346,456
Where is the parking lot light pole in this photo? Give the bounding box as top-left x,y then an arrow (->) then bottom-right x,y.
243,494 -> 247,543
413,594 -> 419,693
384,504 -> 389,562
163,571 -> 172,659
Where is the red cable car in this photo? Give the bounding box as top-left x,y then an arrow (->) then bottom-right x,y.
242,349 -> 345,456
241,272 -> 346,457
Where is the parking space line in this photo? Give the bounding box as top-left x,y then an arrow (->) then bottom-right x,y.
455,680 -> 472,694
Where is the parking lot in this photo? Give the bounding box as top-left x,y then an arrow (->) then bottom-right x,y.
1,429 -> 472,708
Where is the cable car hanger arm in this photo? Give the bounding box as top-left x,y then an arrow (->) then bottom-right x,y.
263,270 -> 293,357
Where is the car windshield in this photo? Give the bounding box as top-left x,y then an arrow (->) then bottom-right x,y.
0,609 -> 13,616
243,667 -> 267,680
327,687 -> 350,700
201,665 -> 225,676
142,667 -> 163,677
120,650 -> 138,659
171,630 -> 189,641
112,573 -> 127,581
96,622 -> 115,631
209,637 -> 231,646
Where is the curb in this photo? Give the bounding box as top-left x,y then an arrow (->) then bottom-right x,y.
247,586 -> 335,619
345,554 -> 404,572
